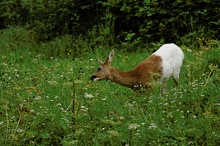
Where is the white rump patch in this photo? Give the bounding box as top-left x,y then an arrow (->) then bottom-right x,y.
153,43 -> 184,82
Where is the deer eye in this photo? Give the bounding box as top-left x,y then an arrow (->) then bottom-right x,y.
97,68 -> 101,71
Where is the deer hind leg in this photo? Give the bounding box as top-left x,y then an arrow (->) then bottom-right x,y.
172,77 -> 179,86
160,78 -> 168,96
172,69 -> 180,87
161,82 -> 167,95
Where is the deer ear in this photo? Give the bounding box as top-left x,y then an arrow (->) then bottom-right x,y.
106,50 -> 114,63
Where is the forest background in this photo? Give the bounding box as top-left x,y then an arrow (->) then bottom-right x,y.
1,0 -> 220,55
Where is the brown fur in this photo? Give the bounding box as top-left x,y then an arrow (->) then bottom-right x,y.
108,55 -> 162,91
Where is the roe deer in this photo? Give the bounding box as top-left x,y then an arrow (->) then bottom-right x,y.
90,43 -> 184,94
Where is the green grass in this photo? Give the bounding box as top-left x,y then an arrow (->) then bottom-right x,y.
0,28 -> 220,145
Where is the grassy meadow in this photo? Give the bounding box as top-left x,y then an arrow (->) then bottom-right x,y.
0,27 -> 220,145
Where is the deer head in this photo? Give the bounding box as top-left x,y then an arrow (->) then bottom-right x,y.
90,50 -> 114,81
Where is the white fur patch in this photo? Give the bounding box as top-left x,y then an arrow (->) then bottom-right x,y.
153,43 -> 184,82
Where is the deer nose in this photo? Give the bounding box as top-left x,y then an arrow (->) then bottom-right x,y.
90,75 -> 96,81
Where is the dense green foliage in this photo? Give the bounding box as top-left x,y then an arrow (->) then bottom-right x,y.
1,0 -> 219,45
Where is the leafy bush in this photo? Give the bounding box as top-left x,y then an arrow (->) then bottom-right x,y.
100,0 -> 220,44
1,0 -> 219,46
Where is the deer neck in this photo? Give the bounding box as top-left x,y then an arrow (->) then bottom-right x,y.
108,68 -> 139,89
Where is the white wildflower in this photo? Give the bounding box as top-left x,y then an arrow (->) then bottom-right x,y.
148,123 -> 158,129
119,116 -> 125,120
35,96 -> 42,100
128,123 -> 140,130
81,106 -> 86,109
107,130 -> 120,137
192,115 -> 197,119
56,103 -> 61,106
2,63 -> 7,66
17,128 -> 24,133
84,93 -> 93,98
